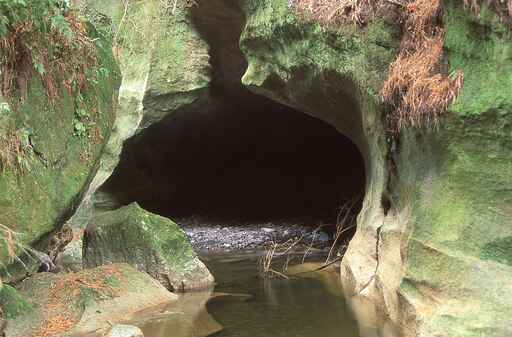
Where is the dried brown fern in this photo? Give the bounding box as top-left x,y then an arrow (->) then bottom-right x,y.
0,11 -> 97,102
381,0 -> 463,131
291,0 -> 466,132
0,129 -> 31,175
292,0 -> 378,25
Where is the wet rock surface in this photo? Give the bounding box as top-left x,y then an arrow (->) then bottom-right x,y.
6,264 -> 176,337
84,203 -> 215,292
177,217 -> 333,254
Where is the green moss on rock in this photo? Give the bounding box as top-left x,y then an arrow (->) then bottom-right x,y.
83,203 -> 214,292
481,236 -> 512,266
445,0 -> 512,117
393,3 -> 512,336
0,285 -> 32,319
0,25 -> 120,266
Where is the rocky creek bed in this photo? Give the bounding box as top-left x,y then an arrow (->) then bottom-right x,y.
176,217 -> 333,254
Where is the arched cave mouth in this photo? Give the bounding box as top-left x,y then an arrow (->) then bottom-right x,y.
98,89 -> 366,226
96,0 -> 367,244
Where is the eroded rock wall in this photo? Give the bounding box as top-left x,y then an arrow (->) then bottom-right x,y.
76,0 -> 210,215
0,26 -> 119,263
393,3 -> 512,336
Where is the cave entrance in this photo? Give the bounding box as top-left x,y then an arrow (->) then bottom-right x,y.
96,0 -> 366,247
100,90 -> 365,225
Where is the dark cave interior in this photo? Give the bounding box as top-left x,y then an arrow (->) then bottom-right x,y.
98,89 -> 366,224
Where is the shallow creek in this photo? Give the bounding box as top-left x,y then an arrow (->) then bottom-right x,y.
137,253 -> 398,337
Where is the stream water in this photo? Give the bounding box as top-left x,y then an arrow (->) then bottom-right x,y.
140,253 -> 398,337
204,254 -> 360,337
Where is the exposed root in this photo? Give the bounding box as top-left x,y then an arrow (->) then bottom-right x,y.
326,201 -> 358,263
258,200 -> 359,279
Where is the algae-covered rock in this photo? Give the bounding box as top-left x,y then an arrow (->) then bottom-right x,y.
83,203 -> 214,292
0,24 -> 120,267
0,284 -> 32,320
6,263 -> 175,337
386,3 -> 512,337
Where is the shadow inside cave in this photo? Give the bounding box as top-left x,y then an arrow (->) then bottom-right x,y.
97,88 -> 366,226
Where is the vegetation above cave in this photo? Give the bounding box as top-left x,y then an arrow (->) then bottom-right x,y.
292,0 -> 510,131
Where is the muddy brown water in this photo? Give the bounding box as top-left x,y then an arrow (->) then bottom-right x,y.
139,253 -> 399,337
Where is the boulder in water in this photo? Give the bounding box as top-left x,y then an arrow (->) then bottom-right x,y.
83,203 -> 214,292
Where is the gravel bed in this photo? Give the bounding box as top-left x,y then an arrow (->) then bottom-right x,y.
175,217 -> 333,254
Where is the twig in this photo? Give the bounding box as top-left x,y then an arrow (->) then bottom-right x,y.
302,224 -> 327,264
287,256 -> 342,277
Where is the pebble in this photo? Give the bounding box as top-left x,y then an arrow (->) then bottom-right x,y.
177,217 -> 333,253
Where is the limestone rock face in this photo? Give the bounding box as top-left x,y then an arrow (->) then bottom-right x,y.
83,203 -> 214,292
389,3 -> 512,335
6,264 -> 175,337
74,0 -> 210,213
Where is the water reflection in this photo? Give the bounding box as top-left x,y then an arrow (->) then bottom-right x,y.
205,256 -> 358,337
140,290 -> 222,337
139,254 -> 400,337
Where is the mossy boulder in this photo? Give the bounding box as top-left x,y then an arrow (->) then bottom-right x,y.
6,263 -> 176,337
83,203 -> 214,292
0,284 -> 32,320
